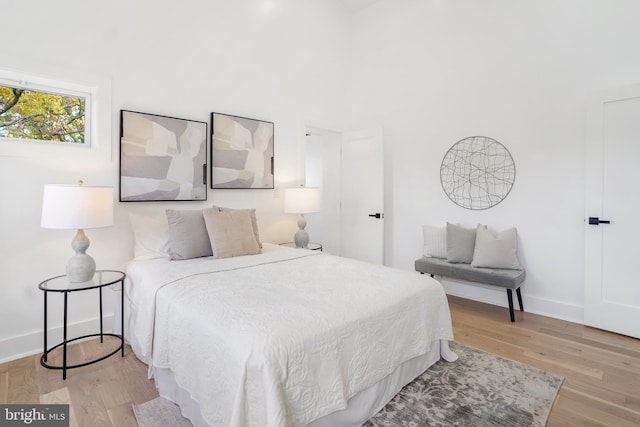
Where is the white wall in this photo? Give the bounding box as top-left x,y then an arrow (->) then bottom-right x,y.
0,0 -> 353,362
4,0 -> 639,363
350,0 -> 640,322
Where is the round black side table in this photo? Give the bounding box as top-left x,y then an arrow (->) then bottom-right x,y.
39,270 -> 125,380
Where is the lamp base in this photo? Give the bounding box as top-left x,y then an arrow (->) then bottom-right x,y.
67,229 -> 96,282
294,214 -> 310,248
294,229 -> 310,249
66,254 -> 96,283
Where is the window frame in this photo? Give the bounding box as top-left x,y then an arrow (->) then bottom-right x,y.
0,67 -> 110,160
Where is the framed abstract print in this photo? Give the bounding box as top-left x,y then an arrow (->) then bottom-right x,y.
120,110 -> 207,201
210,112 -> 274,189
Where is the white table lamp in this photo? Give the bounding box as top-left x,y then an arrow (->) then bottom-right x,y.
284,187 -> 321,248
41,181 -> 114,282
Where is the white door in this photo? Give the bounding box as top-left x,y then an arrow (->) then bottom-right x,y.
340,128 -> 384,264
585,84 -> 640,339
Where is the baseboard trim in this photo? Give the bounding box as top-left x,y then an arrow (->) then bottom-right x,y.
441,279 -> 584,324
0,314 -> 115,365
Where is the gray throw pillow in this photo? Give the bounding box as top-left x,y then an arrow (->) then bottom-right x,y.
446,222 -> 477,263
166,209 -> 213,260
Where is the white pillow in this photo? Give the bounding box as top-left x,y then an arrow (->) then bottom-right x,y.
471,225 -> 521,269
128,212 -> 170,260
422,225 -> 447,259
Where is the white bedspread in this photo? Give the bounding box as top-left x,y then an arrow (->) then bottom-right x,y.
125,244 -> 454,427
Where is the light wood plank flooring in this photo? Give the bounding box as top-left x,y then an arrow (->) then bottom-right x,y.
1,296 -> 639,426
449,295 -> 640,427
0,337 -> 158,427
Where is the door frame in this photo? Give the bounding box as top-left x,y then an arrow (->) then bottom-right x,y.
584,83 -> 640,338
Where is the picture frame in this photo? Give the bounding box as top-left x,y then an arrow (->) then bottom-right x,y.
210,112 -> 274,189
120,110 -> 208,201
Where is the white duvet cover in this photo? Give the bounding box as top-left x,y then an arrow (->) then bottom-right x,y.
125,244 -> 454,427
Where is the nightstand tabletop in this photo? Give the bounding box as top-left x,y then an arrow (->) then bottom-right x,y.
39,270 -> 125,292
279,242 -> 323,251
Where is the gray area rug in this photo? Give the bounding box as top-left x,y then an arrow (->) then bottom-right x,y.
133,397 -> 192,427
133,342 -> 563,427
364,341 -> 563,427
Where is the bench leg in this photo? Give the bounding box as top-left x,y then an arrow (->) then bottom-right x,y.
418,272 -> 436,278
507,289 -> 515,322
516,288 -> 524,312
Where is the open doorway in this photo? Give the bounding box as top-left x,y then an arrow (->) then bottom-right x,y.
305,128 -> 342,255
304,126 -> 385,264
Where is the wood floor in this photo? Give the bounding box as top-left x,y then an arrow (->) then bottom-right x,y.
0,337 -> 158,427
1,295 -> 639,426
449,296 -> 640,427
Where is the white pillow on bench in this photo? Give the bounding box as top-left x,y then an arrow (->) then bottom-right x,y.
422,225 -> 447,259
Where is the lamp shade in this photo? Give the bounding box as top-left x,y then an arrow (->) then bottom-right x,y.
284,187 -> 321,214
41,184 -> 114,229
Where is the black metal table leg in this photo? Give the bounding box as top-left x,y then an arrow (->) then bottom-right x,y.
63,292 -> 68,380
99,287 -> 104,343
121,282 -> 125,357
43,291 -> 47,363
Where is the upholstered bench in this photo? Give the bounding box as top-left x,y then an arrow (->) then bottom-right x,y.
415,256 -> 526,322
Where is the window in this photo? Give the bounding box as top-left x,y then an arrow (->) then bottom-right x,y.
0,67 -> 110,159
0,77 -> 91,146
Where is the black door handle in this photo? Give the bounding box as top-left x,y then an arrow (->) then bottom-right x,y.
588,217 -> 611,225
368,213 -> 384,219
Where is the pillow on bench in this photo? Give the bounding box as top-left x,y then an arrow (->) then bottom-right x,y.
471,225 -> 520,269
419,223 -> 524,322
423,223 -> 521,270
446,223 -> 476,263
422,225 -> 447,258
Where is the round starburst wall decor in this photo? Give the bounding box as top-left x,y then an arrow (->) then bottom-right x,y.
440,136 -> 515,210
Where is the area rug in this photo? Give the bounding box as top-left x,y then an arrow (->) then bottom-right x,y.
133,397 -> 192,427
133,342 -> 563,427
364,341 -> 563,427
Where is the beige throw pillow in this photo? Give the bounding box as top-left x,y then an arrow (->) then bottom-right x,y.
212,205 -> 263,248
203,209 -> 261,259
471,225 -> 521,269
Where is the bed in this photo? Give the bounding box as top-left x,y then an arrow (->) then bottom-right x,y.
123,210 -> 456,427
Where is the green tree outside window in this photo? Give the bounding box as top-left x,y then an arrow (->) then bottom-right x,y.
0,84 -> 86,144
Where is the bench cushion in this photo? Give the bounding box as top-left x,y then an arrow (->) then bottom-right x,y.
415,256 -> 525,289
